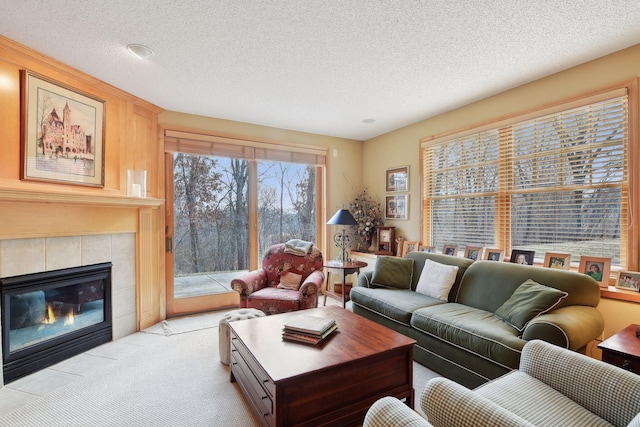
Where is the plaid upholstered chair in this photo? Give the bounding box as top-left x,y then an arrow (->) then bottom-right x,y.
364,340 -> 640,427
231,243 -> 324,315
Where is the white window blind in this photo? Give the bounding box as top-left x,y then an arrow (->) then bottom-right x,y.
421,88 -> 629,266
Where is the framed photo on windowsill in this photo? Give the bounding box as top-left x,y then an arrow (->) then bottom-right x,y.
20,70 -> 105,187
385,166 -> 409,192
616,271 -> 640,291
543,252 -> 572,270
385,194 -> 408,220
579,256 -> 611,287
483,248 -> 504,261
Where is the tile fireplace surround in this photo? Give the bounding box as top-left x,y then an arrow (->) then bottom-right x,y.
0,233 -> 136,386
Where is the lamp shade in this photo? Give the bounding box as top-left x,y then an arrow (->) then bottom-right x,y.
327,209 -> 358,226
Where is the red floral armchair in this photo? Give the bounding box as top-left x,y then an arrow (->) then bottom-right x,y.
231,243 -> 324,315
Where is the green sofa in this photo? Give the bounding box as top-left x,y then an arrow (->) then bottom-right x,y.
351,252 -> 604,388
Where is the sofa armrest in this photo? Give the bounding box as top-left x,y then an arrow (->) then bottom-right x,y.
520,340 -> 640,427
421,378 -> 535,427
522,305 -> 604,350
299,270 -> 324,296
364,396 -> 431,427
230,269 -> 267,299
358,271 -> 373,288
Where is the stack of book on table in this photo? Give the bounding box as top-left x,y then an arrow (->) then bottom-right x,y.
282,315 -> 338,345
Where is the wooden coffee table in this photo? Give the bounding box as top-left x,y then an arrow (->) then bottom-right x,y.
229,306 -> 415,427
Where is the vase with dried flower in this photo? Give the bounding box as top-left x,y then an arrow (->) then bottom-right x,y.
349,189 -> 384,252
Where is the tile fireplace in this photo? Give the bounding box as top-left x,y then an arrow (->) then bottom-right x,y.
1,263 -> 113,384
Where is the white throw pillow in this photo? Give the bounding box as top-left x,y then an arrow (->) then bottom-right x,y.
277,271 -> 303,290
415,259 -> 459,301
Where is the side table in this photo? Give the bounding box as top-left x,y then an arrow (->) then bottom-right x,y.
598,324 -> 640,374
323,260 -> 368,308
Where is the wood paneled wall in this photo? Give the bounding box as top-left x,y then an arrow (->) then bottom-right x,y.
0,36 -> 165,330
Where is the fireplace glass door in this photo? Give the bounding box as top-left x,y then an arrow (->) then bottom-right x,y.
1,263 -> 112,383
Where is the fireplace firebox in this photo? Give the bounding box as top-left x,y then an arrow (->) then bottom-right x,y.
1,263 -> 112,384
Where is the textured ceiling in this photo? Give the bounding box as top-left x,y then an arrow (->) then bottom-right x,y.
2,1 -> 640,141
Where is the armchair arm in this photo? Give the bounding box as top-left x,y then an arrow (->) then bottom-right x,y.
364,396 -> 431,427
421,378 -> 535,427
358,271 -> 373,288
520,339 -> 640,427
230,269 -> 267,299
299,270 -> 324,296
522,305 -> 604,350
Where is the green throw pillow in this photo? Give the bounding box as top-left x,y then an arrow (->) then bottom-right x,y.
495,279 -> 568,332
371,256 -> 414,289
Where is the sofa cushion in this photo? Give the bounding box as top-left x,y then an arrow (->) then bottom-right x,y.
415,259 -> 459,301
411,303 -> 525,369
476,371 -> 613,427
495,279 -> 568,332
350,287 -> 444,326
276,271 -> 303,290
371,256 -> 414,289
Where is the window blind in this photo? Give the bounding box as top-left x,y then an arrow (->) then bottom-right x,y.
421,87 -> 630,266
164,130 -> 327,166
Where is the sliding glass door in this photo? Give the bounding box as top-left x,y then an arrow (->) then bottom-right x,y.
165,147 -> 324,316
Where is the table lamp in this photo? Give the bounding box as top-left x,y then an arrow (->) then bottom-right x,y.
327,208 -> 358,262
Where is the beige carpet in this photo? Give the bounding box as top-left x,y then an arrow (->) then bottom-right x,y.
0,309 -> 439,426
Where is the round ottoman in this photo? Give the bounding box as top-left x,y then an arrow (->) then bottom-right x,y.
219,308 -> 266,365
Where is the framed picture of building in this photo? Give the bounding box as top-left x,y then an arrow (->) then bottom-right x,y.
21,70 -> 105,187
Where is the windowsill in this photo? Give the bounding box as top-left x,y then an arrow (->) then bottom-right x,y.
600,286 -> 640,303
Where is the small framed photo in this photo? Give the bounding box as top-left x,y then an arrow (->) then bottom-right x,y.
483,248 -> 504,262
21,70 -> 105,187
419,245 -> 435,253
579,256 -> 611,287
509,249 -> 535,265
463,246 -> 483,261
385,195 -> 408,220
442,244 -> 458,257
543,252 -> 572,270
386,166 -> 409,192
616,271 -> 640,291
401,240 -> 419,257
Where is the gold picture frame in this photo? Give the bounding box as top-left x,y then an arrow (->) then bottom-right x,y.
483,248 -> 504,261
543,252 -> 572,270
442,244 -> 458,257
463,246 -> 483,261
385,194 -> 408,220
21,70 -> 105,187
401,240 -> 419,257
579,256 -> 611,287
385,165 -> 409,192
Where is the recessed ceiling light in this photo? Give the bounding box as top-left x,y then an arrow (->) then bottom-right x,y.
126,44 -> 155,60
362,119 -> 376,124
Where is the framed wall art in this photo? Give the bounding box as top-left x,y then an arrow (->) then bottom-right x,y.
21,70 -> 105,187
616,271 -> 640,291
385,194 -> 408,220
385,166 -> 409,192
543,252 -> 572,270
578,256 -> 611,287
483,248 -> 504,261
